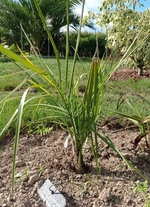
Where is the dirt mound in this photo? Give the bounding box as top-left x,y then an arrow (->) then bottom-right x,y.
111,68 -> 150,80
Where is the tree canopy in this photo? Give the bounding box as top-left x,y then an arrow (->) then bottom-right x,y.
86,0 -> 150,75
0,0 -> 82,54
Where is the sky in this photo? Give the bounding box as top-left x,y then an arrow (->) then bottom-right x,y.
75,0 -> 150,16
74,0 -> 150,32
136,0 -> 150,11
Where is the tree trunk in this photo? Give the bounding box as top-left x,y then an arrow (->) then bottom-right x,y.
137,67 -> 143,76
137,58 -> 144,76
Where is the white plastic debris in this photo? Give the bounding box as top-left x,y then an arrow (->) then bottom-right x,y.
38,179 -> 66,207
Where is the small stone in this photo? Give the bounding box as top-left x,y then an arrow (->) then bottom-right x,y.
0,187 -> 5,193
126,199 -> 134,205
22,176 -> 28,182
16,160 -> 25,167
28,174 -> 40,186
29,170 -> 40,176
45,168 -> 51,175
0,193 -> 3,200
99,187 -> 111,202
7,195 -> 15,202
31,186 -> 37,196
122,153 -> 132,160
2,204 -> 7,207
35,180 -> 43,188
0,167 -> 7,174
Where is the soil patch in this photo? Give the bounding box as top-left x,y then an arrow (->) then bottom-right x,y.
111,68 -> 150,80
0,68 -> 150,207
1,127 -> 150,207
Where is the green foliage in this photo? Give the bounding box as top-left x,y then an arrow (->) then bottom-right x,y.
116,92 -> 150,149
0,61 -> 149,133
30,124 -> 53,136
134,180 -> 150,207
9,44 -> 19,54
0,56 -> 10,62
69,32 -> 106,57
104,78 -> 150,120
0,0 -> 147,191
87,0 -> 150,75
0,0 -> 81,54
39,165 -> 44,176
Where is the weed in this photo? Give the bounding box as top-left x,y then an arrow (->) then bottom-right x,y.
30,124 -> 53,136
134,180 -> 150,207
116,93 -> 150,149
39,165 -> 44,177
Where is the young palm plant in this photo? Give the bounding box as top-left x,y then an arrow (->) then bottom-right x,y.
117,93 -> 150,150
0,0 -> 147,191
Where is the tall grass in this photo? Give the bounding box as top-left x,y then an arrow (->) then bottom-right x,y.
0,0 -> 147,191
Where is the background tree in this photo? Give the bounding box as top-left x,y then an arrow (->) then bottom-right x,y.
0,0 -> 81,54
87,0 -> 150,75
0,0 -> 30,50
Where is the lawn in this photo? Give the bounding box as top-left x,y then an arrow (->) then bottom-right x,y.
0,57 -> 149,134
0,57 -> 150,206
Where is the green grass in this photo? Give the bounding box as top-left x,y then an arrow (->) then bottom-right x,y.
0,60 -> 29,91
0,57 -> 90,133
0,58 -> 149,134
0,57 -> 89,90
100,78 -> 150,128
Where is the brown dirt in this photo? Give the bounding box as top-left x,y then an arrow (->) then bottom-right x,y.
111,68 -> 150,80
0,68 -> 150,207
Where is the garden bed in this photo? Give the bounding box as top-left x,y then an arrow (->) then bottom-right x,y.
0,68 -> 150,207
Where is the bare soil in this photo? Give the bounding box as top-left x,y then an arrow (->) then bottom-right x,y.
0,68 -> 150,207
111,67 -> 150,80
